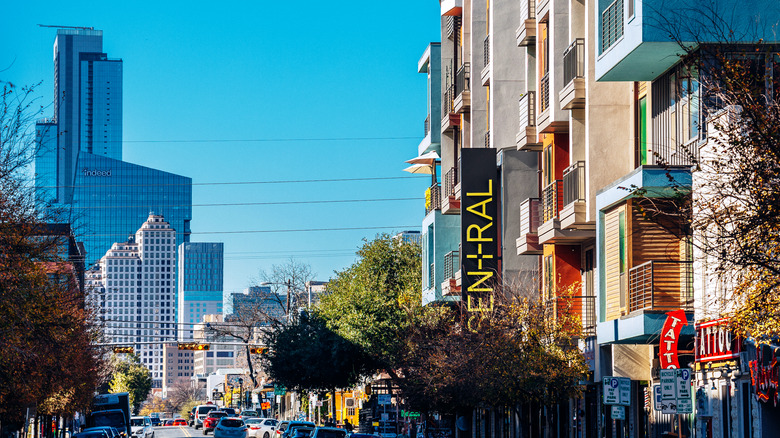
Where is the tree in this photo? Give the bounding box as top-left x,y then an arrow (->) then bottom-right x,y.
260,311 -> 373,418
166,379 -> 202,413
317,234 -> 422,375
207,259 -> 315,388
139,396 -> 172,417
108,354 -> 152,414
0,81 -> 104,434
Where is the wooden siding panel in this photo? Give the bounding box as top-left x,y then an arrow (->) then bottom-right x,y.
604,205 -> 624,321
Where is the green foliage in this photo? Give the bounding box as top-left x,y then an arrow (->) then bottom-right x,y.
317,234 -> 422,368
180,399 -> 200,421
109,354 -> 152,414
261,311 -> 373,393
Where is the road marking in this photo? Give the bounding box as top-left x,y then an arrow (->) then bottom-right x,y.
180,426 -> 191,437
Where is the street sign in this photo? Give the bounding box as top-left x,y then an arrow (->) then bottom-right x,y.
261,402 -> 271,410
603,376 -> 630,405
603,377 -> 620,404
676,368 -> 692,399
377,394 -> 392,405
611,406 -> 626,420
659,370 -> 677,401
274,385 -> 286,396
618,378 -> 631,407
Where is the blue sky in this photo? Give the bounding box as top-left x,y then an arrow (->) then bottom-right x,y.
1,1 -> 440,296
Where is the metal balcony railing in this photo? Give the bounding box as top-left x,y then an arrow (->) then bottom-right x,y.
519,91 -> 537,131
562,161 -> 586,206
428,262 -> 435,289
540,73 -> 550,113
562,39 -> 585,87
545,295 -> 597,336
425,183 -> 442,215
520,0 -> 536,21
484,35 -> 490,67
424,115 -> 430,137
444,166 -> 459,198
443,84 -> 456,115
456,62 -> 471,95
519,198 -> 541,236
601,0 -> 624,52
628,260 -> 694,313
542,180 -> 563,222
446,15 -> 461,41
443,250 -> 460,280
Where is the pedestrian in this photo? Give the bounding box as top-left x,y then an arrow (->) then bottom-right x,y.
344,419 -> 354,433
324,417 -> 335,427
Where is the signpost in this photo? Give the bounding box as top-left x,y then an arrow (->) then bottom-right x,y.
611,406 -> 626,421
602,377 -> 630,405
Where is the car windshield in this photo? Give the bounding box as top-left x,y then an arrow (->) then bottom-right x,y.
130,419 -> 145,427
198,406 -> 216,414
76,432 -> 108,438
292,429 -> 312,438
220,419 -> 245,428
245,419 -> 261,424
265,420 -> 278,426
242,411 -> 257,417
210,412 -> 228,418
316,431 -> 346,438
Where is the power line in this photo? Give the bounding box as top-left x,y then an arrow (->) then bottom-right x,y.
79,225 -> 420,237
40,175 -> 427,189
65,197 -> 419,209
121,136 -> 419,144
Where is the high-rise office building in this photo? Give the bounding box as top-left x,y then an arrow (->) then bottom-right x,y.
178,242 -> 224,341
86,214 -> 178,390
33,28 -> 192,267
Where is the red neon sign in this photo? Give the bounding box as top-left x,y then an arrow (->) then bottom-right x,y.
749,345 -> 780,405
695,318 -> 741,363
659,309 -> 688,369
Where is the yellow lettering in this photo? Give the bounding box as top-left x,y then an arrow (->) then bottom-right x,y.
467,315 -> 483,333
466,222 -> 493,242
466,180 -> 493,197
466,197 -> 493,221
466,271 -> 493,292
466,295 -> 494,312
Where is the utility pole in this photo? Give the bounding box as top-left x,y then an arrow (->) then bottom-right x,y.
285,279 -> 291,321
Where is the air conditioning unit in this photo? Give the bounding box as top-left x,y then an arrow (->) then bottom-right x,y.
345,398 -> 355,408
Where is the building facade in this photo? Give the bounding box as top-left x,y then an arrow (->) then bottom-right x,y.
162,343 -> 194,398
86,214 -> 178,390
33,28 -> 192,268
193,314 -> 239,376
177,242 -> 224,340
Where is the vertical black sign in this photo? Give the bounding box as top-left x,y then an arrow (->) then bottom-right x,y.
460,148 -> 499,332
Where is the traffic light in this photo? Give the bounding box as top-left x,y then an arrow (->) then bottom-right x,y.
249,346 -> 268,355
112,346 -> 134,354
178,342 -> 210,350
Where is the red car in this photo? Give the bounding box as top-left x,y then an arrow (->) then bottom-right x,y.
173,419 -> 187,427
203,411 -> 229,434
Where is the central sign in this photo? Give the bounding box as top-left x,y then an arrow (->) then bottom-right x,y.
460,148 -> 499,333
659,309 -> 688,369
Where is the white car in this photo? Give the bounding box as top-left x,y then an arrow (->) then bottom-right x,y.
214,418 -> 247,438
130,417 -> 154,438
245,418 -> 278,438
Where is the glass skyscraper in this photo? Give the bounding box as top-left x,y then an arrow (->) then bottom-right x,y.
177,242 -> 224,341
33,28 -> 192,266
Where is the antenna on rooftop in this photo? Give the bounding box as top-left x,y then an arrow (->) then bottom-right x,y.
37,24 -> 95,30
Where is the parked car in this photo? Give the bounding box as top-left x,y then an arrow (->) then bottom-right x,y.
74,431 -> 110,438
213,418 -> 247,438
203,411 -> 229,435
310,428 -> 346,438
150,418 -> 162,427
239,411 -> 258,420
173,419 -> 187,427
288,427 -> 313,438
129,417 -> 154,438
275,421 -> 289,438
193,404 -> 219,429
163,420 -> 174,427
82,427 -> 121,438
222,408 -> 237,416
281,422 -> 314,438
244,418 -> 278,438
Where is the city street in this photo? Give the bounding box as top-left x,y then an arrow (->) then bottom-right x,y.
154,425 -> 197,438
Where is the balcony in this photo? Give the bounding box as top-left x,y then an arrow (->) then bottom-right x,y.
440,0 -> 463,16
559,39 -> 585,110
560,161 -> 594,232
515,198 -> 542,255
441,250 -> 461,296
454,63 -> 471,113
516,92 -> 540,151
538,180 -> 593,244
442,166 -> 461,215
441,84 -> 459,133
545,295 -> 597,337
516,0 -> 536,46
481,35 -> 491,86
628,260 -> 693,313
425,183 -> 441,215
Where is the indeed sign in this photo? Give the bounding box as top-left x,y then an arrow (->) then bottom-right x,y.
82,168 -> 112,177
